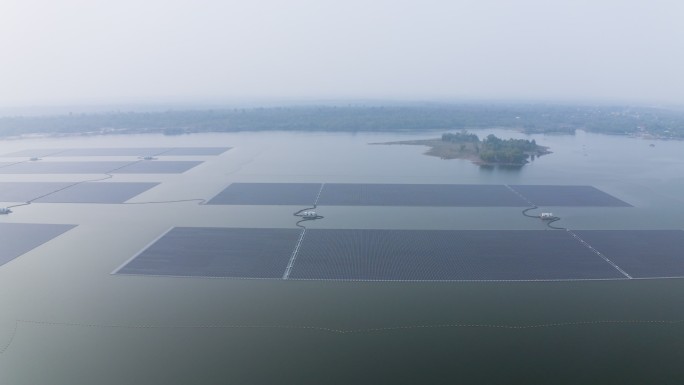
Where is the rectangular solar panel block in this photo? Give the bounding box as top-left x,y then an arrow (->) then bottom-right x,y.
0,161 -> 202,174
2,147 -> 230,157
0,182 -> 73,202
317,183 -> 529,207
0,149 -> 63,157
289,229 -> 625,281
161,147 -> 230,156
207,183 -> 323,206
32,182 -> 159,203
508,185 -> 632,207
0,223 -> 76,267
0,161 -> 132,174
573,230 -> 684,278
110,161 -> 203,174
48,148 -> 174,157
116,227 -> 302,278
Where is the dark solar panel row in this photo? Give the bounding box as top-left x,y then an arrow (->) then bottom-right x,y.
0,161 -> 202,174
34,182 -> 159,203
207,183 -> 324,206
573,230 -> 684,278
290,229 -> 625,281
0,182 -> 158,203
115,228 -> 684,281
509,185 -> 632,207
3,147 -> 230,157
317,183 -> 528,206
116,227 -> 302,278
206,183 -> 630,207
0,223 -> 76,267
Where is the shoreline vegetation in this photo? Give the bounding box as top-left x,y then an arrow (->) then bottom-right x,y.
374,131 -> 551,166
0,104 -> 682,139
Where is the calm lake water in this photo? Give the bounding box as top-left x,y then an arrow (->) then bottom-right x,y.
0,130 -> 682,384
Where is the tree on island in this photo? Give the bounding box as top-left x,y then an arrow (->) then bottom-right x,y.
441,132 -> 542,165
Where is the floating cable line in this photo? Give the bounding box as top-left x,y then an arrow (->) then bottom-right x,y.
520,205 -> 566,230
293,206 -> 325,229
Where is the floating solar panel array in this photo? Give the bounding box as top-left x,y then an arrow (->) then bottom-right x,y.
2,147 -> 231,157
0,182 -> 159,203
508,185 -> 632,207
289,229 -> 625,281
207,183 -> 631,207
317,183 -> 529,207
115,227 -> 684,281
116,227 -> 302,278
573,230 -> 684,278
0,161 -> 202,174
0,223 -> 76,267
207,183 -> 324,206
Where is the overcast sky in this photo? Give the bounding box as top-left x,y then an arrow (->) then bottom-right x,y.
2,0 -> 683,107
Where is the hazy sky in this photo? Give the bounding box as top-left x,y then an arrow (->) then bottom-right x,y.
2,0 -> 683,107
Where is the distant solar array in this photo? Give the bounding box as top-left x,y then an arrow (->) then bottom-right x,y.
207,183 -> 323,206
2,147 -> 230,157
508,185 -> 631,207
0,161 -> 202,174
0,223 -> 76,267
37,182 -> 158,203
0,182 -> 158,203
317,183 -> 527,207
115,228 -> 683,280
207,183 -> 631,207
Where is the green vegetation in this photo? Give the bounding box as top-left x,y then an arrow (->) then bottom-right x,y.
441,132 -> 479,143
0,104 -> 683,138
377,131 -> 549,166
478,134 -> 540,165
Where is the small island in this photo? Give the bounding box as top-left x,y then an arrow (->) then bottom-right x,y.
375,131 -> 551,166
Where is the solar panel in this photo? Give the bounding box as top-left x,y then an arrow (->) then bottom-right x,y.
0,182 -> 73,202
289,229 -> 626,281
2,147 -> 231,157
0,161 -> 202,174
0,223 -> 76,267
508,185 -> 631,207
161,147 -> 230,156
45,148 -> 175,157
0,149 -> 63,157
110,161 -> 203,174
116,227 -> 302,278
573,230 -> 684,278
317,183 -> 529,207
0,161 -> 122,174
32,182 -> 159,203
207,183 -> 323,206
